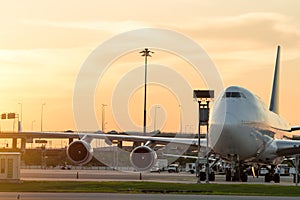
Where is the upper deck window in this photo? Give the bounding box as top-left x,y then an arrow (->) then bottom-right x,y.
223,92 -> 246,98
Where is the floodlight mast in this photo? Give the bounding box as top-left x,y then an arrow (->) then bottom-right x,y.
193,90 -> 214,184
140,48 -> 154,135
101,104 -> 108,132
41,103 -> 46,132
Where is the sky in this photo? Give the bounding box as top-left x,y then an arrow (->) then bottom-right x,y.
0,0 -> 300,133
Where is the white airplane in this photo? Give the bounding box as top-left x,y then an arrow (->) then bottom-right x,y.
64,45 -> 300,183
209,45 -> 300,182
3,45 -> 300,183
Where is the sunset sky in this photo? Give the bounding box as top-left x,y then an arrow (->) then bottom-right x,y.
0,0 -> 299,133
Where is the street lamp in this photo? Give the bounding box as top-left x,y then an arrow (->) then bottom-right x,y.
153,105 -> 160,131
179,104 -> 182,133
101,104 -> 108,132
140,48 -> 154,135
31,120 -> 36,131
18,102 -> 23,122
18,102 -> 23,132
41,103 -> 46,132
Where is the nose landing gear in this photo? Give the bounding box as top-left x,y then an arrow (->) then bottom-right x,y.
225,154 -> 249,182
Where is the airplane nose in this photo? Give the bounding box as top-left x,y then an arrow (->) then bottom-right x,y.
224,112 -> 240,125
213,112 -> 239,126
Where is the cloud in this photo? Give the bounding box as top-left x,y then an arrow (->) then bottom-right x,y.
1,19 -> 152,49
0,47 -> 87,69
170,12 -> 300,50
23,19 -> 151,34
16,12 -> 300,54
159,12 -> 300,80
0,47 -> 87,98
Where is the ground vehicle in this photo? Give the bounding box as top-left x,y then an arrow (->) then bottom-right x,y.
167,163 -> 179,173
260,164 -> 290,176
150,159 -> 168,172
61,165 -> 71,170
185,163 -> 196,174
259,167 -> 269,175
277,164 -> 290,176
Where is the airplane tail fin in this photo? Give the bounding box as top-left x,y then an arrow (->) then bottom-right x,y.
269,45 -> 281,114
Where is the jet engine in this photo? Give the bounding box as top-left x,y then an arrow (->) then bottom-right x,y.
130,146 -> 157,171
67,140 -> 93,165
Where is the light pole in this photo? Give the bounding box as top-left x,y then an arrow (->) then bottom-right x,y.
18,103 -> 22,122
179,104 -> 182,133
140,48 -> 154,135
41,103 -> 46,132
193,90 -> 214,184
154,105 -> 160,131
31,120 -> 36,131
18,102 -> 22,132
101,104 -> 108,132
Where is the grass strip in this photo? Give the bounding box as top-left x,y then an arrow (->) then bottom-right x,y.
0,181 -> 300,196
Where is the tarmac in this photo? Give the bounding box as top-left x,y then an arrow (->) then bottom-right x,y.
0,192 -> 299,200
1,169 -> 299,200
20,168 -> 298,186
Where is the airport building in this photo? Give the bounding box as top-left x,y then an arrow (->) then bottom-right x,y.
0,152 -> 21,182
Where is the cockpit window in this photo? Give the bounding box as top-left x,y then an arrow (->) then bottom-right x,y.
223,92 -> 246,98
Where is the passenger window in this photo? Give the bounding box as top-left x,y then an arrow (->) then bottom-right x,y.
231,92 -> 241,97
223,92 -> 246,98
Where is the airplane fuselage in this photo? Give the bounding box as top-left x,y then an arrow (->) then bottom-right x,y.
209,86 -> 290,164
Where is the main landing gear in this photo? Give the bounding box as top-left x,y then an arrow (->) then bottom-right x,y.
225,154 -> 281,183
264,165 -> 280,183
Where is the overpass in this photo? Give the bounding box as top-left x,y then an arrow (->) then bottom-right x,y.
0,131 -> 200,152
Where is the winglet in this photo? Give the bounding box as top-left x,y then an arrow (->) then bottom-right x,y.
269,45 -> 281,114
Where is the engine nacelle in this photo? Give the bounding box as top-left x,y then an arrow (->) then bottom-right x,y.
67,140 -> 93,165
130,146 -> 157,171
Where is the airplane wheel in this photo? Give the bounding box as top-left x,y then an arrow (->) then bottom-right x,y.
225,170 -> 231,181
200,172 -> 206,181
209,172 -> 215,181
293,174 -> 300,183
241,173 -> 248,182
265,173 -> 271,182
274,174 -> 280,183
232,171 -> 240,182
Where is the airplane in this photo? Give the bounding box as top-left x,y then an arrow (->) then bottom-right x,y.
2,45 -> 300,183
54,45 -> 300,183
209,45 -> 300,182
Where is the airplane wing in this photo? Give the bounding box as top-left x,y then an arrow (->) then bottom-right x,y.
163,153 -> 198,159
0,131 -> 205,171
1,131 -> 200,146
275,139 -> 300,156
89,132 -> 200,146
291,126 -> 300,131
